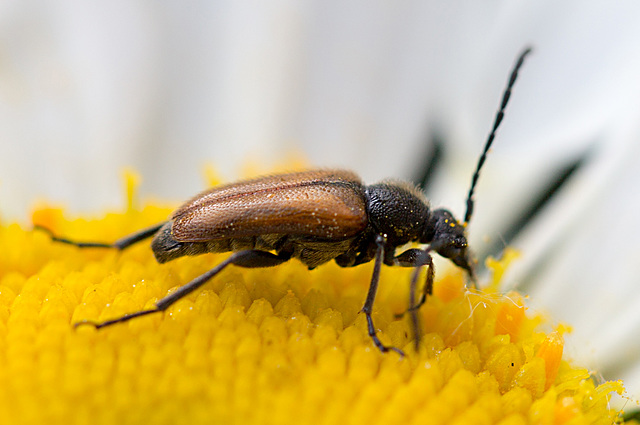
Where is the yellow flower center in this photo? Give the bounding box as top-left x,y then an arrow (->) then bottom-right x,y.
0,174 -> 625,424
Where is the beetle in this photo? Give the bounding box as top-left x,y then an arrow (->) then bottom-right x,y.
38,47 -> 531,355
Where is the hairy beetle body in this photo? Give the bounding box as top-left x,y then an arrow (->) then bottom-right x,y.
39,48 -> 532,355
152,169 -> 447,271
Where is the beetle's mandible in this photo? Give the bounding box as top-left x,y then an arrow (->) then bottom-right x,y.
38,48 -> 532,355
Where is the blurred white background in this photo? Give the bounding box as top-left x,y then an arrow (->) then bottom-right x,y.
2,0 -> 640,403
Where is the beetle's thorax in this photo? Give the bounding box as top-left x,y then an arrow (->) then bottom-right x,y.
364,181 -> 430,247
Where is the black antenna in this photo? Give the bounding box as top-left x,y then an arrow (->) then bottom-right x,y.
464,47 -> 532,225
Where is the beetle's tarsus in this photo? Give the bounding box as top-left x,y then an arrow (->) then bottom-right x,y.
364,311 -> 405,357
74,320 -> 100,329
74,308 -> 161,329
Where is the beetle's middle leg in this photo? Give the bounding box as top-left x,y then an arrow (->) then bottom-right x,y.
361,235 -> 404,356
75,249 -> 292,329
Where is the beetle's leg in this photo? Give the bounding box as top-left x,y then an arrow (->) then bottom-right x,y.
393,248 -> 434,311
361,235 -> 404,357
35,222 -> 166,250
390,248 -> 434,350
75,249 -> 292,329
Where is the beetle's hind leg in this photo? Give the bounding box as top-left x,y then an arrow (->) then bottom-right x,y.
35,222 -> 166,250
75,249 -> 292,329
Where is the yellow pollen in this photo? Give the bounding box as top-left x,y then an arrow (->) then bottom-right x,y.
0,176 -> 625,425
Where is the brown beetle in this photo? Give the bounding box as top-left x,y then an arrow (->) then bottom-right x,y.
39,48 -> 531,355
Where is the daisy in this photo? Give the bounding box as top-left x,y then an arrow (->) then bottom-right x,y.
0,0 -> 638,414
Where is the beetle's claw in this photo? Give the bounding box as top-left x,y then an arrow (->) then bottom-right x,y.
73,320 -> 101,329
384,345 -> 405,357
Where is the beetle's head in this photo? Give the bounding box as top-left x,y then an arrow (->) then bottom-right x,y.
423,209 -> 475,278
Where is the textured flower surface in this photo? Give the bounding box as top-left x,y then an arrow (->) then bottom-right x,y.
0,178 -> 625,425
3,2 -> 640,401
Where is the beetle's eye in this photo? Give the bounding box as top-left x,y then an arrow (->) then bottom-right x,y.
454,236 -> 467,248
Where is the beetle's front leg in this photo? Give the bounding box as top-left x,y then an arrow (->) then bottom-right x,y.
393,248 -> 435,309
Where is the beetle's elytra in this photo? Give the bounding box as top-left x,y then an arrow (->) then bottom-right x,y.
39,47 -> 532,355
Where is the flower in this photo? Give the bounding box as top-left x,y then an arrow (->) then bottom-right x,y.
2,0 -> 640,408
0,175 -> 624,424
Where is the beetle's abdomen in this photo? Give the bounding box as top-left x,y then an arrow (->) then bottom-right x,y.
152,219 -> 358,269
170,170 -> 368,242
